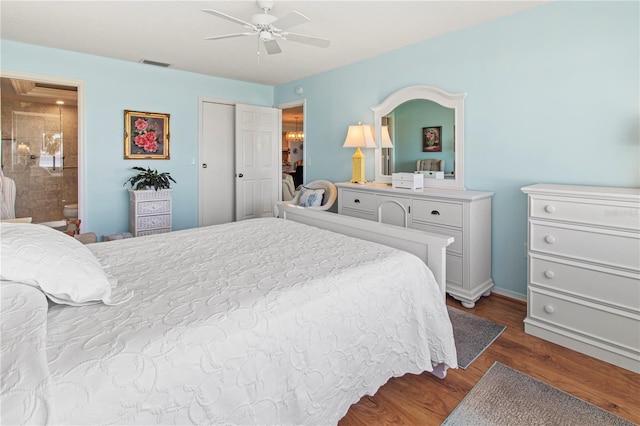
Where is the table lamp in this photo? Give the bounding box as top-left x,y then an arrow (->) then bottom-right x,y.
343,122 -> 375,183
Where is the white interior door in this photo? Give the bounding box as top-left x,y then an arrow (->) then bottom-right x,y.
235,104 -> 280,221
199,101 -> 235,226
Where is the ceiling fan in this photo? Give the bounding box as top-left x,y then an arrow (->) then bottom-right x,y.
203,0 -> 331,55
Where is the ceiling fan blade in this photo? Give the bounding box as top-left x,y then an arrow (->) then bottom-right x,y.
205,32 -> 254,41
284,32 -> 331,48
202,9 -> 256,30
271,11 -> 309,30
263,39 -> 282,55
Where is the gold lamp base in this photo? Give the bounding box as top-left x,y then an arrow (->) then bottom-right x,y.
350,147 -> 367,184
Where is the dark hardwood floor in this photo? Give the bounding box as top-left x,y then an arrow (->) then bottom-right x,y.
339,294 -> 640,425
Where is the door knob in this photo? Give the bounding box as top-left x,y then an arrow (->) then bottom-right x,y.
238,173 -> 244,178
202,163 -> 208,168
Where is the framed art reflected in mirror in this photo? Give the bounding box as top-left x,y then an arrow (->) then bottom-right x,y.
422,126 -> 442,152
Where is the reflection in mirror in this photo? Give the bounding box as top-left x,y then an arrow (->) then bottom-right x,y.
372,85 -> 466,190
380,121 -> 394,175
385,100 -> 455,176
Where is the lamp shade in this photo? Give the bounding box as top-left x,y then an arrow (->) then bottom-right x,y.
343,124 -> 376,149
381,126 -> 393,148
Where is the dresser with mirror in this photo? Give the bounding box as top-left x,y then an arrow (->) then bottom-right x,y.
336,85 -> 494,308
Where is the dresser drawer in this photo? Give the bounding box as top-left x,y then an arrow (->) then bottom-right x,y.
137,199 -> 171,215
137,214 -> 171,230
412,222 -> 462,254
341,207 -> 375,221
530,222 -> 640,271
413,200 -> 463,228
529,288 -> 640,351
446,253 -> 463,286
531,196 -> 640,230
530,255 -> 640,312
341,190 -> 376,212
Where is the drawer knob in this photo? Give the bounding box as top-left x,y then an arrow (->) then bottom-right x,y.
544,270 -> 555,279
544,205 -> 556,213
354,199 -> 360,204
544,235 -> 555,244
544,305 -> 555,314
431,210 -> 440,216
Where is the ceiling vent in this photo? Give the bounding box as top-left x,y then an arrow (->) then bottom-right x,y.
141,59 -> 171,68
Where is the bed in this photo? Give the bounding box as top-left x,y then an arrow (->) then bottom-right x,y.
1,206 -> 457,425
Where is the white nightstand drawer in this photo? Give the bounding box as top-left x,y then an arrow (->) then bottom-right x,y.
138,228 -> 170,237
530,222 -> 640,271
530,255 -> 640,312
137,214 -> 171,230
529,288 -> 640,351
341,190 -> 376,212
531,196 -> 639,231
413,200 -> 462,227
137,200 -> 171,215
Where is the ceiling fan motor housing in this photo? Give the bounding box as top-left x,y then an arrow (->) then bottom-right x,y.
252,13 -> 278,28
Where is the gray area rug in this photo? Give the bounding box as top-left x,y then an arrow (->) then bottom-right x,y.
448,306 -> 505,369
442,362 -> 635,426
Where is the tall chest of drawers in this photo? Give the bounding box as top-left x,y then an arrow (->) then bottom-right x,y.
336,182 -> 494,308
522,184 -> 640,372
129,189 -> 173,237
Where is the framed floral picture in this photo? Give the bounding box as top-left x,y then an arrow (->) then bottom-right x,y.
124,110 -> 170,159
422,126 -> 442,152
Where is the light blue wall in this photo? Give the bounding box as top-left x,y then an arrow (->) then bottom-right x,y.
275,1 -> 640,298
1,40 -> 273,238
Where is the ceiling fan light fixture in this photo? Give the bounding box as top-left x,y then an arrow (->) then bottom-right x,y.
259,30 -> 273,41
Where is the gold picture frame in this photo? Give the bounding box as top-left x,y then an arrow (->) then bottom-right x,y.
124,110 -> 170,159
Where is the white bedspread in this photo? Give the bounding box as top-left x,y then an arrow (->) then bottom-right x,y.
3,218 -> 456,425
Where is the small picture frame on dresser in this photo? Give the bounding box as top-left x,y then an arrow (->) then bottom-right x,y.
124,110 -> 170,160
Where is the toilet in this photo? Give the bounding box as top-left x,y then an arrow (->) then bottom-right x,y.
63,203 -> 78,221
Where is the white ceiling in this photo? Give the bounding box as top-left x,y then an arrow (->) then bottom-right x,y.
1,1 -> 545,86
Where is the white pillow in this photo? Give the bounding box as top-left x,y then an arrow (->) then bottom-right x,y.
298,186 -> 325,207
0,222 -> 120,305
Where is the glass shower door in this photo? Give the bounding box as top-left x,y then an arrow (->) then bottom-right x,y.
6,110 -> 66,223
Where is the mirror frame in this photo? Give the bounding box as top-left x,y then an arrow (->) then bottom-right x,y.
371,85 -> 466,190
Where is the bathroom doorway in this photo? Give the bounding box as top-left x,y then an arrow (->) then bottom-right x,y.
1,75 -> 80,224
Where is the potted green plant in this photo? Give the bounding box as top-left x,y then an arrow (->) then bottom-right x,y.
124,166 -> 176,191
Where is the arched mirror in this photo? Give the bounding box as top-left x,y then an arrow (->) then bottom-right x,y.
372,85 -> 466,190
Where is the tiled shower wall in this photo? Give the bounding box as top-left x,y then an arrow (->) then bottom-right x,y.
1,100 -> 78,223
